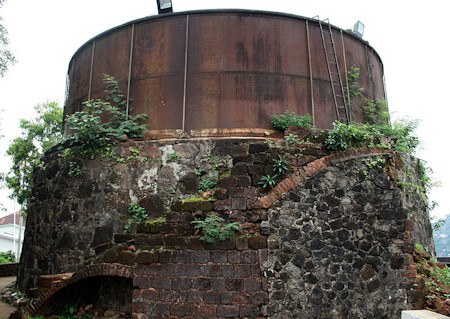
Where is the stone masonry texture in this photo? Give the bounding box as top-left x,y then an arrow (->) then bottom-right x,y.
17,138 -> 435,318
262,155 -> 433,318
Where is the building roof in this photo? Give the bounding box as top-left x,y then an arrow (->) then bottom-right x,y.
0,211 -> 22,226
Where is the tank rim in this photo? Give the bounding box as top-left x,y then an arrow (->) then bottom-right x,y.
67,8 -> 382,73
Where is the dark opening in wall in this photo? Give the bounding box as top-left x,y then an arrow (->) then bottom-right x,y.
36,276 -> 132,317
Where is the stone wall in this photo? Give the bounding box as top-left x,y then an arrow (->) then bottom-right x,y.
0,262 -> 19,277
261,154 -> 432,318
18,138 -> 274,292
18,137 -> 435,318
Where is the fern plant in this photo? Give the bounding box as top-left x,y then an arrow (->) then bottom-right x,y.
191,214 -> 241,243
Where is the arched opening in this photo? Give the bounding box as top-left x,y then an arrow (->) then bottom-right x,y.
34,276 -> 132,318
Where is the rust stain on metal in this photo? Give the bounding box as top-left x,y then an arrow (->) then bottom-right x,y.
64,10 -> 385,138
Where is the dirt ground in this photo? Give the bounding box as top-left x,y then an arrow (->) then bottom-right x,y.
0,277 -> 17,319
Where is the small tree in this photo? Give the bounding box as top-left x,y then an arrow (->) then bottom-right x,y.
4,101 -> 63,212
0,0 -> 17,77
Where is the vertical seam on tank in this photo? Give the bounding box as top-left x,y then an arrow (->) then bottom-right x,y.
88,40 -> 95,100
340,30 -> 350,122
306,21 -> 314,126
365,45 -> 374,97
182,15 -> 190,132
126,24 -> 135,120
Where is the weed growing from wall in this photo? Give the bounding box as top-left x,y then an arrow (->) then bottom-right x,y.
191,213 -> 241,243
167,150 -> 181,161
259,174 -> 278,189
68,161 -> 82,176
124,203 -> 148,233
360,155 -> 387,179
258,153 -> 291,189
195,152 -> 231,192
272,154 -> 289,175
199,175 -> 217,192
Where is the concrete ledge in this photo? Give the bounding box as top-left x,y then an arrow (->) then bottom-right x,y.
402,310 -> 450,319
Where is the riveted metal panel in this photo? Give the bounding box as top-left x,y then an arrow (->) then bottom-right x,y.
308,23 -> 330,82
64,43 -> 92,133
131,16 -> 186,137
367,48 -> 385,100
185,72 -> 220,131
131,75 -> 184,133
220,72 -> 311,129
132,16 -> 187,78
313,80 -> 336,129
91,28 -> 132,97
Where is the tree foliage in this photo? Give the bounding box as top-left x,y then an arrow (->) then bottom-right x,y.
0,250 -> 16,263
4,101 -> 63,212
0,0 -> 17,77
3,75 -> 147,214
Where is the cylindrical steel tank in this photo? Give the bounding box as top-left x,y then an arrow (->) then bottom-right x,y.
64,10 -> 386,138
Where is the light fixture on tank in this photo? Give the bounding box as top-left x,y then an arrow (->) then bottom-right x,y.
157,0 -> 173,14
353,20 -> 365,38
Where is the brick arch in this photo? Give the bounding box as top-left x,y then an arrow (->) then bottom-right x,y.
27,263 -> 135,317
258,147 -> 392,209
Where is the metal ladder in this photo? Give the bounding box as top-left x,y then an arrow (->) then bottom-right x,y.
314,17 -> 350,124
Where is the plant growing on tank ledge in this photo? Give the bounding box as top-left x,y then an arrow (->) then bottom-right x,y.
271,111 -> 314,132
65,74 -> 148,157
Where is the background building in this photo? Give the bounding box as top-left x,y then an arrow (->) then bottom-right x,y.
0,211 -> 25,259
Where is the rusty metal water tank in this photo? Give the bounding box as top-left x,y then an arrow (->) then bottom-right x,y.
64,10 -> 386,138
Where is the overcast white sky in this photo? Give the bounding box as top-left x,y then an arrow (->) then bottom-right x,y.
0,0 -> 449,221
